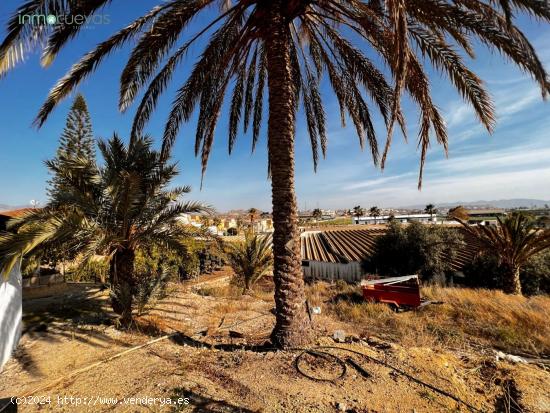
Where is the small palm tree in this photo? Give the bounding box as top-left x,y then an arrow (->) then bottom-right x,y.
457,213 -> 550,295
312,208 -> 323,220
370,206 -> 382,224
425,204 -> 437,219
353,206 -> 365,218
236,217 -> 245,234
247,208 -> 259,233
226,233 -> 273,293
248,208 -> 259,223
0,135 -> 208,323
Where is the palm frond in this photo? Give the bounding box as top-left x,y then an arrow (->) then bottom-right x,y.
34,3 -> 171,127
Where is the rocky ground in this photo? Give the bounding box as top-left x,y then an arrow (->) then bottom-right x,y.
1,270 -> 549,412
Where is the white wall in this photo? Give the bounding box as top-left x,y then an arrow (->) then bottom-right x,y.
0,262 -> 22,371
303,261 -> 364,283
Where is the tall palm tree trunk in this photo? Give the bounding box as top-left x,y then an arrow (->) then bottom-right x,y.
109,248 -> 136,324
503,265 -> 522,295
266,5 -> 311,348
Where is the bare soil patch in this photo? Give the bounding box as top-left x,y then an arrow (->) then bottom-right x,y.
1,272 -> 549,412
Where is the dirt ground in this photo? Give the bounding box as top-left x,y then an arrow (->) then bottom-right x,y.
1,270 -> 549,412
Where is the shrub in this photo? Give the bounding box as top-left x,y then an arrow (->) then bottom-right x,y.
521,251 -> 550,295
462,253 -> 506,289
463,250 -> 550,295
69,259 -> 109,282
364,221 -> 463,283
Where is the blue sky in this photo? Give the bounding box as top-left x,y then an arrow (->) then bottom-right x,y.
0,2 -> 549,211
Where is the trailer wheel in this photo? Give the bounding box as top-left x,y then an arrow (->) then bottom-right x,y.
388,303 -> 400,312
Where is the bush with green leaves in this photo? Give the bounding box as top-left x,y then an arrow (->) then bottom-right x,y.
364,221 -> 464,283
69,259 -> 109,283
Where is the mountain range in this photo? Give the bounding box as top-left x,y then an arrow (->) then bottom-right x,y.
400,199 -> 550,210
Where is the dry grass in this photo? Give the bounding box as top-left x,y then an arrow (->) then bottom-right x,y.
306,282 -> 550,356
194,283 -> 242,298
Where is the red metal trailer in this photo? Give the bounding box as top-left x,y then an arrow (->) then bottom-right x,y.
361,275 -> 421,309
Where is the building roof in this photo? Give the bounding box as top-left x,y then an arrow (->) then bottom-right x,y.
301,227 -> 481,271
354,214 -> 433,220
465,209 -> 505,215
301,228 -> 385,264
0,208 -> 35,218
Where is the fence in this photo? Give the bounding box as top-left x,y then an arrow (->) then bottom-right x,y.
303,261 -> 364,283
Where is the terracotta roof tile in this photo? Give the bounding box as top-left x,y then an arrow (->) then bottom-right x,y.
0,208 -> 35,218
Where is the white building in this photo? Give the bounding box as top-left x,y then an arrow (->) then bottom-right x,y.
353,214 -> 437,225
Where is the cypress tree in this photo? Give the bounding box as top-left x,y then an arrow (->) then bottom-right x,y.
48,94 -> 95,202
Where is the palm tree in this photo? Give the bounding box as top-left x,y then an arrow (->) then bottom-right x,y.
225,233 -> 273,293
353,206 -> 365,224
457,213 -> 550,295
424,204 -> 437,221
248,207 -> 259,224
370,206 -> 381,224
2,1 -> 549,347
353,206 -> 365,218
0,135 -> 208,323
236,217 -> 245,234
312,208 -> 323,220
247,207 -> 260,233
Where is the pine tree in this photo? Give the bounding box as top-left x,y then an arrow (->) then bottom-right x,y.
48,94 -> 95,202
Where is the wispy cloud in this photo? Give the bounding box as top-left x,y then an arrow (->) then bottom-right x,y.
341,166 -> 550,207
343,173 -> 415,190
428,144 -> 550,175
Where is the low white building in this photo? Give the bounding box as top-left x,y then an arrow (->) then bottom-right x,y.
353,214 -> 437,225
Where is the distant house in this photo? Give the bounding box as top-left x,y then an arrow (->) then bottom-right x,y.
465,209 -> 506,218
353,214 -> 437,225
465,209 -> 506,226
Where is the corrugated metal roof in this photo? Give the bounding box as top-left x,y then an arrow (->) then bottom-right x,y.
301,228 -> 385,264
301,227 -> 481,271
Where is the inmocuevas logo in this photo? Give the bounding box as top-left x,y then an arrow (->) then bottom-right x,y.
18,13 -> 110,26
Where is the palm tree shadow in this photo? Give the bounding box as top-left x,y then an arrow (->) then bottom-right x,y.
172,387 -> 259,413
169,332 -> 274,353
11,345 -> 43,377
